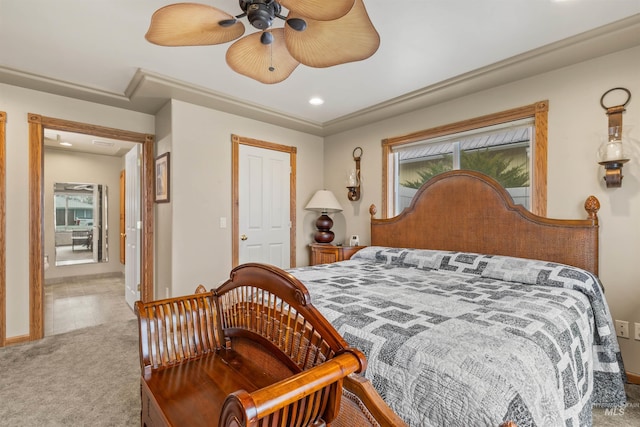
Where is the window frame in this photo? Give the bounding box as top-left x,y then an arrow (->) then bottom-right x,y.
382,100 -> 548,217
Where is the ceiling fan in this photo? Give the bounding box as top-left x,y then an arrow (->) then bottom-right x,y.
145,0 -> 380,84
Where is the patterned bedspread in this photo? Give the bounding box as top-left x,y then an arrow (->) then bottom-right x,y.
289,247 -> 626,427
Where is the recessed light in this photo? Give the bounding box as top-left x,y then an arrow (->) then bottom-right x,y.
59,142 -> 73,147
309,97 -> 324,106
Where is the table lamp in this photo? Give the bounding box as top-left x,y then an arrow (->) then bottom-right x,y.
305,190 -> 343,243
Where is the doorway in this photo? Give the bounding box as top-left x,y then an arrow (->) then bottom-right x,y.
231,134 -> 297,268
28,114 -> 155,341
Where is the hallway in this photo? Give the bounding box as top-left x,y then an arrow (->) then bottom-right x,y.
44,275 -> 135,336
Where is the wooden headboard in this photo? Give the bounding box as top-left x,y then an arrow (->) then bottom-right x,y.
370,170 -> 600,275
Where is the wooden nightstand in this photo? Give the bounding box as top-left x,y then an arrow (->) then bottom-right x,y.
309,244 -> 366,266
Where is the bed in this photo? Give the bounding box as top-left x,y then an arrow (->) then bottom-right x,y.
289,170 -> 626,427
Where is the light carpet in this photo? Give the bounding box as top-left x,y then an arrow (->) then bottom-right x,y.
0,320 -> 139,426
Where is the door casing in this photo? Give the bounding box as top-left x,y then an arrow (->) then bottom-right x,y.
26,114 -> 155,342
0,112 -> 6,347
120,170 -> 126,264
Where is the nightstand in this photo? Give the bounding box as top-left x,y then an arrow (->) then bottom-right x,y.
309,243 -> 365,266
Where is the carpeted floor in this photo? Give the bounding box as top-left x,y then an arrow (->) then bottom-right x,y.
0,320 -> 140,426
1,319 -> 638,426
593,381 -> 640,426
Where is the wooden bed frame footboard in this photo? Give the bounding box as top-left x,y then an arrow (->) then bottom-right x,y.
371,170 -> 600,275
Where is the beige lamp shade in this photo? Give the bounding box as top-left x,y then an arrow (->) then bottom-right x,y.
305,190 -> 343,213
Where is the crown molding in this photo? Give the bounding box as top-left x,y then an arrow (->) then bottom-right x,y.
0,66 -> 133,108
1,14 -> 638,137
322,13 -> 640,135
125,70 -> 325,135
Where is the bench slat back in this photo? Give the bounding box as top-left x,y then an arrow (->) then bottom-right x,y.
216,263 -> 351,373
136,291 -> 222,374
218,285 -> 336,372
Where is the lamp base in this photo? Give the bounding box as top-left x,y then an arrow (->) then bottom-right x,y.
314,214 -> 335,244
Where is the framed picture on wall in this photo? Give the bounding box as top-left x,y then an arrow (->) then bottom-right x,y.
155,152 -> 170,203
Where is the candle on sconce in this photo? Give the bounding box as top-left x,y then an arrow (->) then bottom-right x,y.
347,169 -> 359,187
604,140 -> 623,162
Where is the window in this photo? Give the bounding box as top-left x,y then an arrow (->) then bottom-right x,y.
54,193 -> 94,231
382,101 -> 548,217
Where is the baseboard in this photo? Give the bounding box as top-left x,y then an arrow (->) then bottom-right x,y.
4,334 -> 31,347
628,371 -> 640,385
44,271 -> 124,285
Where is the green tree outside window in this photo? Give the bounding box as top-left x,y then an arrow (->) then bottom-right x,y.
402,149 -> 529,189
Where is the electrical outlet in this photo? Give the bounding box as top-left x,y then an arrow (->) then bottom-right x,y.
635,323 -> 640,341
615,320 -> 629,338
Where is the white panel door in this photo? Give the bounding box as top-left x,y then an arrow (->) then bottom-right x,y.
91,184 -> 107,263
124,145 -> 141,309
239,145 -> 290,268
92,185 -> 100,263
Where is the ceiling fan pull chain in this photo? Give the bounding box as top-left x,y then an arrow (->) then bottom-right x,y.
269,39 -> 275,72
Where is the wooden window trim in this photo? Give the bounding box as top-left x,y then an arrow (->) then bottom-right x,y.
382,101 -> 548,217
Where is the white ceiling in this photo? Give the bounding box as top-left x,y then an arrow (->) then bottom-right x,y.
2,0 -> 640,139
43,129 -> 137,157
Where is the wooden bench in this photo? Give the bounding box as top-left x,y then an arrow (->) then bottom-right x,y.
71,229 -> 92,251
136,263 -> 406,427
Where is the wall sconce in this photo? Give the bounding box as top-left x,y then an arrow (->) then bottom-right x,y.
598,87 -> 631,188
347,147 -> 362,201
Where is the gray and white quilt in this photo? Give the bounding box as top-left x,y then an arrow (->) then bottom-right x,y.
289,246 -> 626,427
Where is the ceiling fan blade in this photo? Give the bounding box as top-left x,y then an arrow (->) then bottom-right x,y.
226,28 -> 300,84
284,0 -> 379,68
146,3 -> 245,46
279,0 -> 355,21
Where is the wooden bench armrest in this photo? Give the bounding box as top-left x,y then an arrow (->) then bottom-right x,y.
220,350 -> 365,427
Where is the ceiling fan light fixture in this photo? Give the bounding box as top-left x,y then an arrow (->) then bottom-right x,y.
147,0 -> 379,83
218,18 -> 238,28
260,31 -> 274,45
286,18 -> 307,32
243,0 -> 281,30
226,28 -> 299,84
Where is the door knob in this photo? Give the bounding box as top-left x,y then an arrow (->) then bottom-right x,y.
240,234 -> 248,241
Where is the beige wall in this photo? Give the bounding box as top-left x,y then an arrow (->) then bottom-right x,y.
323,45 -> 640,374
1,83 -> 155,338
154,101 -> 173,299
162,99 -> 324,298
43,148 -> 124,280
